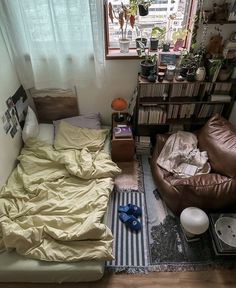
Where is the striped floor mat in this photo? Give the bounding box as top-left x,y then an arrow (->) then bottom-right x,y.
106,191 -> 149,273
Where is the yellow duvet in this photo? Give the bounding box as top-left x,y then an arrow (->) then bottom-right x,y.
0,139 -> 121,262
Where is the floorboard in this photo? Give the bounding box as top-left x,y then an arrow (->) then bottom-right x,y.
1,270 -> 236,288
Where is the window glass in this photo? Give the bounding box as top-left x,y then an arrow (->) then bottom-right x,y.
107,0 -> 193,50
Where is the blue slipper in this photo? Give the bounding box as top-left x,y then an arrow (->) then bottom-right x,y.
119,212 -> 141,232
118,203 -> 142,218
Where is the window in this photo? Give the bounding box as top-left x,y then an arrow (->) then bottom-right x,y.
105,0 -> 196,58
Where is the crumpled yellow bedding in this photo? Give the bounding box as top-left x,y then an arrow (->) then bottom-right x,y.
0,139 -> 121,262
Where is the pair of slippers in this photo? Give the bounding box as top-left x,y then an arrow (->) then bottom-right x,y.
118,204 -> 142,232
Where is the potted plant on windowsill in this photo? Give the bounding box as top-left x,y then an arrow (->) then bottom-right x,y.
108,2 -> 136,53
137,41 -> 157,77
137,0 -> 154,16
172,28 -> 190,51
150,26 -> 166,51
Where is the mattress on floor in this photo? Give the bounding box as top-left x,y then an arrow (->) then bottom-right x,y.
0,125 -> 112,283
0,252 -> 104,283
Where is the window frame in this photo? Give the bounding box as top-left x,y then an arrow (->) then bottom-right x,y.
104,0 -> 196,60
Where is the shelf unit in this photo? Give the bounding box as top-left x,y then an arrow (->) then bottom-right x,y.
134,75 -> 236,137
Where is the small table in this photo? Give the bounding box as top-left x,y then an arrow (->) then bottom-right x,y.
111,113 -> 135,162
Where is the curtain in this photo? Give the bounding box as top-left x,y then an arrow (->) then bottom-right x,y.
0,0 -> 104,89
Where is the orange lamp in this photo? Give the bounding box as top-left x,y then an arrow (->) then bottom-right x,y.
111,97 -> 128,122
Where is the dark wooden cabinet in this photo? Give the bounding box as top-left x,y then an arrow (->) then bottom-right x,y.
111,113 -> 135,162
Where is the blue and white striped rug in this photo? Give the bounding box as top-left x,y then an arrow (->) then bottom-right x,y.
106,190 -> 149,273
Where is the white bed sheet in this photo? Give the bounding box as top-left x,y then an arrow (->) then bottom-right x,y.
0,252 -> 104,283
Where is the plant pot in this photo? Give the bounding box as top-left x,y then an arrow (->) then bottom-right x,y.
138,4 -> 149,16
217,68 -> 232,81
119,38 -> 130,53
162,42 -> 170,52
186,71 -> 195,82
195,67 -> 206,81
150,38 -> 159,51
136,37 -> 147,49
173,39 -> 184,51
140,60 -> 156,78
180,66 -> 188,78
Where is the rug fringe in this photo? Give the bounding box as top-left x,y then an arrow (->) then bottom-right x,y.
148,262 -> 236,272
106,266 -> 149,274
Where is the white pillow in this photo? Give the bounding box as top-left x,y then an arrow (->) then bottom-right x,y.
22,106 -> 39,143
37,124 -> 54,145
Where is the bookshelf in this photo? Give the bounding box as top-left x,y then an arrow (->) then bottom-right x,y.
134,75 -> 236,137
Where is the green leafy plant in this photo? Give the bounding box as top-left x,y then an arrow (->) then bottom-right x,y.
108,1 -> 154,39
137,41 -> 157,64
172,28 -> 190,42
151,26 -> 166,40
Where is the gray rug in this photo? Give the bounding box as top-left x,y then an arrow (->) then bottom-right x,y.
106,155 -> 236,273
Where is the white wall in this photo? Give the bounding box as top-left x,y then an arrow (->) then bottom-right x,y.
0,30 -> 22,188
77,59 -> 140,124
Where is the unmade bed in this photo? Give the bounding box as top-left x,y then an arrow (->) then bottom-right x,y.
0,90 -> 120,283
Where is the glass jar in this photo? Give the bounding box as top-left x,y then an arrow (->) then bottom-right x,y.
166,65 -> 176,81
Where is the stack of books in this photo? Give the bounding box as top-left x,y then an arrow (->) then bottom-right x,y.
209,213 -> 236,256
135,136 -> 151,154
113,125 -> 132,138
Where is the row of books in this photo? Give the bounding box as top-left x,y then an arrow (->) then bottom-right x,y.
138,103 -> 225,124
138,106 -> 167,124
214,82 -> 232,93
197,104 -> 224,118
167,104 -> 196,119
139,83 -> 168,97
139,82 -> 232,98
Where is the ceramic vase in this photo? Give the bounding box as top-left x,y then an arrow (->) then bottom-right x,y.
195,67 -> 206,81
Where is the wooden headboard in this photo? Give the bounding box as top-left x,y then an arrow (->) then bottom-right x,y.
29,88 -> 79,123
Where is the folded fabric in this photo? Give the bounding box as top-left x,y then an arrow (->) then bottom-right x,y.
118,203 -> 142,218
119,212 -> 141,232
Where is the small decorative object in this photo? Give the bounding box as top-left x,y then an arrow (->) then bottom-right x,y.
195,66 -> 206,81
162,92 -> 168,101
166,65 -> 175,81
180,207 -> 209,239
111,97 -> 128,122
159,52 -> 176,66
207,34 -> 223,58
158,72 -> 165,82
147,70 -> 157,82
158,65 -> 167,73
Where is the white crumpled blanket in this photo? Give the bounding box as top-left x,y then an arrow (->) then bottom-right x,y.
157,131 -> 211,178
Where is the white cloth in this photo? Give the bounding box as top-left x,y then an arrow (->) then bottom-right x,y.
157,131 -> 211,178
0,0 -> 104,89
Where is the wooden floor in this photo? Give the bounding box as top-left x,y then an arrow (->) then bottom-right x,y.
1,270 -> 236,288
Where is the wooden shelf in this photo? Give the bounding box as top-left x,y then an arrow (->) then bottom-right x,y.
134,76 -> 236,137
